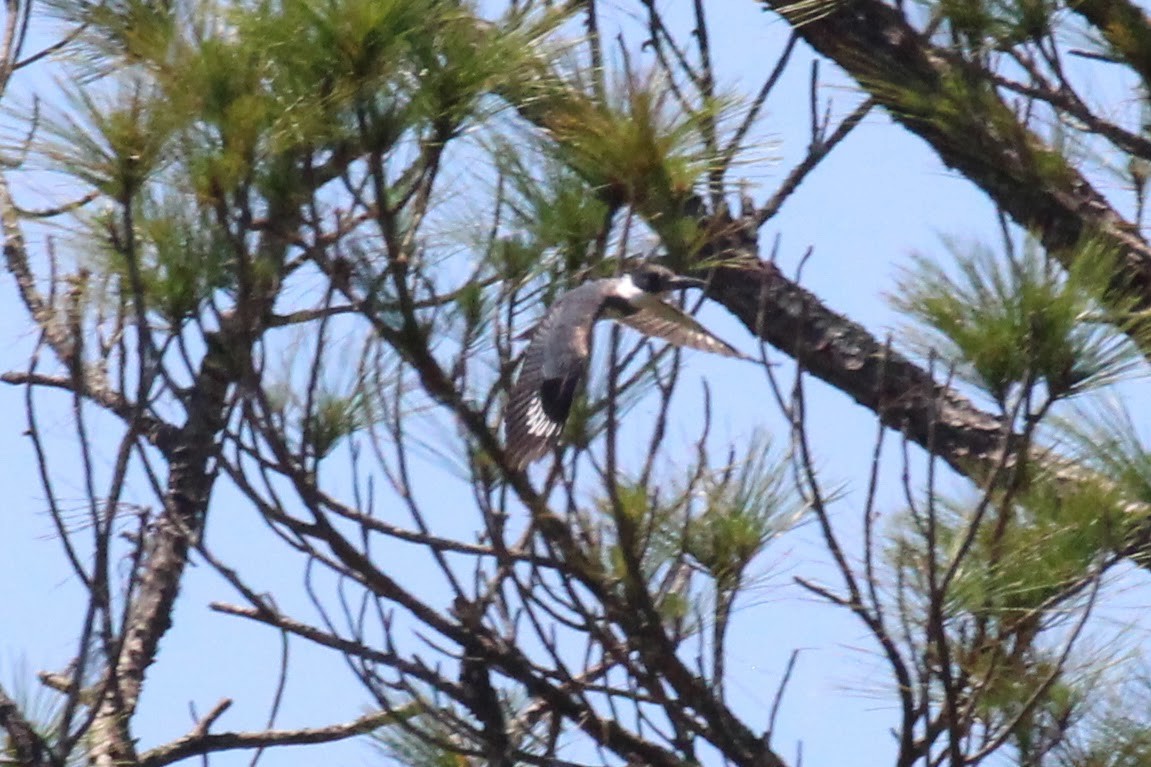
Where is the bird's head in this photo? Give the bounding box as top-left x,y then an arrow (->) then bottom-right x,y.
628,263 -> 706,294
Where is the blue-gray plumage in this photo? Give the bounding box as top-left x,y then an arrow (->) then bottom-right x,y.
505,263 -> 746,468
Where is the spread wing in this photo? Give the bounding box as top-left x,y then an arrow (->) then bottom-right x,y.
505,285 -> 602,469
617,295 -> 746,358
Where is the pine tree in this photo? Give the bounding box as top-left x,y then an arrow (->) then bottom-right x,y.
1,1 -> 1151,767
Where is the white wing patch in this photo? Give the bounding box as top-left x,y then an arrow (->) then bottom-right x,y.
505,275 -> 746,469
505,288 -> 598,467
525,394 -> 562,438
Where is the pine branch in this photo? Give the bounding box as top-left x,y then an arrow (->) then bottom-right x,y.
757,0 -> 1151,353
138,709 -> 414,767
1071,0 -> 1151,90
700,232 -> 1010,481
0,371 -> 179,455
478,4 -> 1151,573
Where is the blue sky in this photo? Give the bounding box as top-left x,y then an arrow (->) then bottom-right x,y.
3,2 -> 1148,766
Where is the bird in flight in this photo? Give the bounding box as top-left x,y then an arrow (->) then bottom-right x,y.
505,263 -> 746,469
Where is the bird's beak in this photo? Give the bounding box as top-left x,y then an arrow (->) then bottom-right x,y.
666,276 -> 707,291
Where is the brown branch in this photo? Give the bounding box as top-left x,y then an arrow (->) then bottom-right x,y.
138,709 -> 414,767
84,333 -> 237,766
756,96 -> 874,225
0,0 -> 26,100
1070,0 -> 1151,91
212,601 -> 690,767
989,65 -> 1151,162
11,23 -> 85,70
209,603 -> 444,674
686,207 -> 1151,580
0,170 -> 75,361
15,191 -> 99,218
190,699 -> 233,738
717,262 -> 1008,479
267,304 -> 359,327
722,32 -> 799,171
0,371 -> 179,456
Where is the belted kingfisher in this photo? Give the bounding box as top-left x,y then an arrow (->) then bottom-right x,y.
505,263 -> 745,468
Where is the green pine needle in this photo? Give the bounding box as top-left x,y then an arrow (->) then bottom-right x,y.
493,141 -> 612,267
1058,397 -> 1151,514
892,235 -> 1145,405
683,433 -> 805,592
541,64 -> 731,217
40,80 -> 177,201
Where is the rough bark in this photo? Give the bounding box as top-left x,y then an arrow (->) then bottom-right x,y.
84,208 -> 297,766
710,260 -> 1008,478
85,332 -> 237,766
